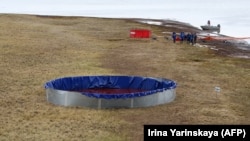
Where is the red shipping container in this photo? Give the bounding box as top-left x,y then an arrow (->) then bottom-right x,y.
130,29 -> 151,38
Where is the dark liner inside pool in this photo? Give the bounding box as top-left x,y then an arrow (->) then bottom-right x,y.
44,75 -> 177,99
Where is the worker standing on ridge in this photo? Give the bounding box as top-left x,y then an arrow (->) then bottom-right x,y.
186,33 -> 191,44
172,32 -> 177,43
190,33 -> 194,45
180,32 -> 185,43
193,33 -> 197,45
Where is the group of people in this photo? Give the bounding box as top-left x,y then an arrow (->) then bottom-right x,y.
172,32 -> 197,45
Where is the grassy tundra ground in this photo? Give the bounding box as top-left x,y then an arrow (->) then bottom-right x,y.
0,14 -> 249,141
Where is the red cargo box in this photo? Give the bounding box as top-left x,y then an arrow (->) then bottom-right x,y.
130,29 -> 151,38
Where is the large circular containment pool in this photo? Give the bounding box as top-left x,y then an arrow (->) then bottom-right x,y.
44,75 -> 177,109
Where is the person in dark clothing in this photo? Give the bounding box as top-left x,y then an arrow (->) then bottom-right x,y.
172,32 -> 177,43
190,33 -> 194,45
186,33 -> 191,44
207,20 -> 211,26
188,33 -> 198,45
193,33 -> 197,45
180,32 -> 185,43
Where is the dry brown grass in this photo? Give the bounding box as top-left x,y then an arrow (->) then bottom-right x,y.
0,14 -> 249,141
